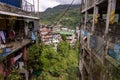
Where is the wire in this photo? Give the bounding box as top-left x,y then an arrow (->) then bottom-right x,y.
54,0 -> 75,26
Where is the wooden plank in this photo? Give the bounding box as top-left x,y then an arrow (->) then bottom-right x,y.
105,55 -> 120,69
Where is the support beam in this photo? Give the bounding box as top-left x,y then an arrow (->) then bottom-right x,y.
105,0 -> 116,34
84,11 -> 88,30
92,6 -> 98,32
84,0 -> 88,30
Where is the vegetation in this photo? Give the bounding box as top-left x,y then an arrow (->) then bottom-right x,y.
27,41 -> 79,80
6,69 -> 21,80
40,5 -> 80,29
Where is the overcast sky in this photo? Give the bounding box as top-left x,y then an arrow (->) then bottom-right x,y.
26,0 -> 81,12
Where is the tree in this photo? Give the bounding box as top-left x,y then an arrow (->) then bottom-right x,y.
57,41 -> 71,57
61,34 -> 67,41
27,41 -> 79,80
27,44 -> 42,71
6,69 -> 22,80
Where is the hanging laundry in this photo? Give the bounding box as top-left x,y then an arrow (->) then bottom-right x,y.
0,31 -> 6,43
9,30 -> 15,40
6,48 -> 11,53
31,32 -> 36,40
18,62 -> 24,69
13,53 -> 23,63
114,43 -> 120,54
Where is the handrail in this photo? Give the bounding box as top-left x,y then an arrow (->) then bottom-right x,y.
22,0 -> 35,12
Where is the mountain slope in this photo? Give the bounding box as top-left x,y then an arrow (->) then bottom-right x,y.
40,5 -> 80,29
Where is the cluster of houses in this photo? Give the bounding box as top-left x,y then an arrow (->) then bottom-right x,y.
40,25 -> 76,46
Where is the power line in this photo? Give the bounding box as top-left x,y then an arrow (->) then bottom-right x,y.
54,0 -> 75,26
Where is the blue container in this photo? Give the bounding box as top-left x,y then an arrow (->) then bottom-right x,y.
0,0 -> 21,8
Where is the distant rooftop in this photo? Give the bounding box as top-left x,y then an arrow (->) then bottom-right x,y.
55,30 -> 74,35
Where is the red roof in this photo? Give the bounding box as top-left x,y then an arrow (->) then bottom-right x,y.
40,28 -> 51,32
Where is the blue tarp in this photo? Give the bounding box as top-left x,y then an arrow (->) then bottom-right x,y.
81,30 -> 89,36
0,48 -> 11,57
0,0 -> 21,8
108,47 -> 120,62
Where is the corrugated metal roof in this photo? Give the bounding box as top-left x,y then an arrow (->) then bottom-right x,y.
55,31 -> 74,35
0,11 -> 39,19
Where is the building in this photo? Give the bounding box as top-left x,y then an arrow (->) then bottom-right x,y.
79,0 -> 120,80
0,0 -> 39,79
40,25 -> 61,45
55,30 -> 75,44
40,27 -> 52,45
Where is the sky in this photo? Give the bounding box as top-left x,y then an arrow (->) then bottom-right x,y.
26,0 -> 81,12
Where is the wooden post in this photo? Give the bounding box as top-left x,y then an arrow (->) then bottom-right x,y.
92,4 -> 98,32
105,0 -> 116,34
33,0 -> 35,12
84,0 -> 88,31
38,0 -> 39,12
105,0 -> 111,35
104,0 -> 116,58
84,11 -> 88,30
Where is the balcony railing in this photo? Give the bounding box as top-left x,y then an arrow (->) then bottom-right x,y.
22,0 -> 35,12
81,0 -> 105,11
0,1 -> 37,17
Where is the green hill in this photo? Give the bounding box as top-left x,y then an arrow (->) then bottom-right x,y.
40,5 -> 80,29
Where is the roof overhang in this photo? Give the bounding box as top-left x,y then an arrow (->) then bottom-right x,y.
0,11 -> 39,20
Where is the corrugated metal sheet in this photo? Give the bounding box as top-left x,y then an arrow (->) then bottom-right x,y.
0,0 -> 21,8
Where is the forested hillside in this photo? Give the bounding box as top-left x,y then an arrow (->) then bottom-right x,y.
40,5 -> 80,29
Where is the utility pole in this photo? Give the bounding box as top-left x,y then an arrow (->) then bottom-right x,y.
37,0 -> 40,17
38,0 -> 39,12
33,0 -> 35,12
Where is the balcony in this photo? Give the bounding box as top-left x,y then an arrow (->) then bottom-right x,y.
0,39 -> 31,58
22,0 -> 35,12
81,0 -> 106,12
0,0 -> 37,18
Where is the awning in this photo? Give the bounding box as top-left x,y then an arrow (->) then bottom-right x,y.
0,11 -> 39,19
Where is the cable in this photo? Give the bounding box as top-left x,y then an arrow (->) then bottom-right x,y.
54,0 -> 75,26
